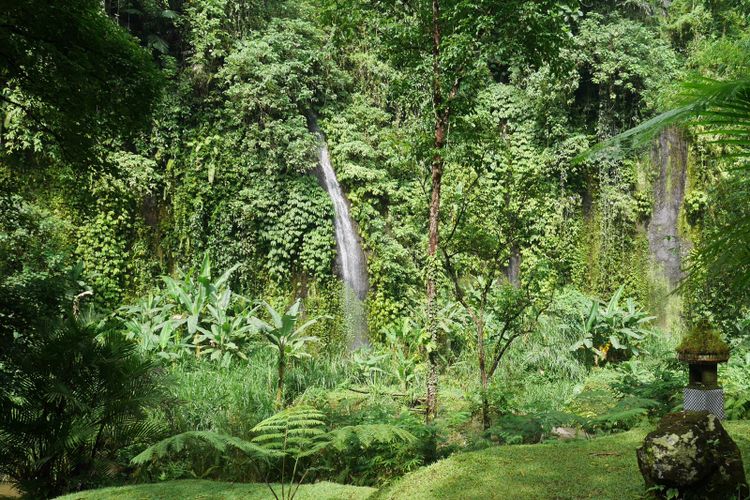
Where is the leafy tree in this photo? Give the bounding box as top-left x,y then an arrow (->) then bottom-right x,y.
437,82 -> 568,428
0,194 -> 72,340
0,194 -> 79,410
103,0 -> 180,56
324,0 -> 577,421
0,0 -> 161,163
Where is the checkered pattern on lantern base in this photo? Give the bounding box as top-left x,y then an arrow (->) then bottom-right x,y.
684,387 -> 725,420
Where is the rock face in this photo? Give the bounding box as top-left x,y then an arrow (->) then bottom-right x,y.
637,411 -> 748,499
648,127 -> 688,289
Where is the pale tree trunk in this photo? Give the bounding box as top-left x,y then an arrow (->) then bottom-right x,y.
463,305 -> 490,430
425,0 -> 446,424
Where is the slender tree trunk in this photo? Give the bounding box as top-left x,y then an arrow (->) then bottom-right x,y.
276,355 -> 285,409
426,0 -> 446,424
475,319 -> 491,429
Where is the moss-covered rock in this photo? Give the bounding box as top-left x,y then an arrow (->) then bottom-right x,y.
637,412 -> 748,499
677,321 -> 729,356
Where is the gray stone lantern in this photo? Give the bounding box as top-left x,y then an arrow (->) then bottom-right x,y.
677,321 -> 730,420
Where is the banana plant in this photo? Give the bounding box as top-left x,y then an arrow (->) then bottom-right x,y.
196,289 -> 256,366
120,254 -> 248,362
571,286 -> 655,364
162,254 -> 238,336
383,317 -> 421,391
351,348 -> 388,386
119,294 -> 187,360
250,299 -> 320,408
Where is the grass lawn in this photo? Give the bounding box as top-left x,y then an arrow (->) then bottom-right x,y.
376,421 -> 750,500
49,421 -> 750,500
55,480 -> 375,500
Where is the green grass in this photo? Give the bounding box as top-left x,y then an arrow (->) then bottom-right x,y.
55,480 -> 375,500
51,422 -> 750,500
376,421 -> 750,500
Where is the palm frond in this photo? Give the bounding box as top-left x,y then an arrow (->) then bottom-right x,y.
579,76 -> 750,160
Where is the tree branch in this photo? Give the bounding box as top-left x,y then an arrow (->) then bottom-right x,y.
0,93 -> 66,146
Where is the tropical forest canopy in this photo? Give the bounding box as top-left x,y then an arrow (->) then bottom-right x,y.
1,0 -> 750,498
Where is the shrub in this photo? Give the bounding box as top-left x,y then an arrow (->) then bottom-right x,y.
131,404 -> 416,495
684,190 -> 709,225
612,359 -> 684,414
483,415 -> 544,445
583,396 -> 659,433
722,350 -> 750,420
0,319 -> 163,499
139,352 -> 351,483
158,358 -> 276,439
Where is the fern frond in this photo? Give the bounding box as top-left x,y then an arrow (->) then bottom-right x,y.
327,424 -> 416,451
131,431 -> 269,465
252,406 -> 326,435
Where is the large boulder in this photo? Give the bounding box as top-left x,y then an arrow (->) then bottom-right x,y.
637,411 -> 748,499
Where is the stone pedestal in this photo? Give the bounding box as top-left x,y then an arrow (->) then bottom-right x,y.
684,387 -> 724,420
678,352 -> 728,421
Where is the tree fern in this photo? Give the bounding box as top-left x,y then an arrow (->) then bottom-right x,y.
131,431 -> 267,465
250,406 -> 416,500
251,405 -> 328,457
129,405 -> 417,500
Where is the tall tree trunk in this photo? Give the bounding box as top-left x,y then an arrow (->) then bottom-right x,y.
426,0 -> 446,424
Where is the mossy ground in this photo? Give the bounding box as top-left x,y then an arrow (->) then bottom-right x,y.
54,480 -> 375,500
376,421 -> 750,500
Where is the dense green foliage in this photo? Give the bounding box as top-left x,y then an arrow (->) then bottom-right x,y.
50,422 -> 750,499
0,319 -> 162,499
0,0 -> 161,162
3,0 -> 750,497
